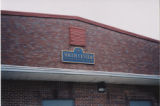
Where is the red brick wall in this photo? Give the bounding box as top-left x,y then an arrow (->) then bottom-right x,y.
1,15 -> 159,75
69,26 -> 86,46
1,80 -> 159,106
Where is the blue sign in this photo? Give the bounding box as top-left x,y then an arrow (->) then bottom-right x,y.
62,48 -> 95,64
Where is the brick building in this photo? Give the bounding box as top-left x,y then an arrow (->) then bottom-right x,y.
1,10 -> 160,106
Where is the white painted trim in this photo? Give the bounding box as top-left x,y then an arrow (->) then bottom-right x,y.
2,64 -> 159,80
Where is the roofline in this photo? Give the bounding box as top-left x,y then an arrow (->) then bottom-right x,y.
1,10 -> 159,43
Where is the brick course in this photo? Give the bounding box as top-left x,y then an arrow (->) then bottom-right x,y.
1,80 -> 159,106
1,15 -> 159,75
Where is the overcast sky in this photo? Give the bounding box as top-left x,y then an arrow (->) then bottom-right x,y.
2,0 -> 159,40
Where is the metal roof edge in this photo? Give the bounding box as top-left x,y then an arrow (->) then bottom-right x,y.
2,64 -> 159,80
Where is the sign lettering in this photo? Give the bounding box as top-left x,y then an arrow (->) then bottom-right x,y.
62,48 -> 95,64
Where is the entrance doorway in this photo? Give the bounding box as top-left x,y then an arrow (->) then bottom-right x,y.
129,101 -> 152,106
42,100 -> 74,106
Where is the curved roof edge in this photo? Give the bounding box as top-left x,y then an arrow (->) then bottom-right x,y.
1,10 -> 159,43
2,64 -> 159,85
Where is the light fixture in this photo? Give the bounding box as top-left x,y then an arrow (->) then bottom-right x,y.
97,82 -> 106,93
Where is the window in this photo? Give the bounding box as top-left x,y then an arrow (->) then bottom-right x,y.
129,100 -> 152,106
42,100 -> 74,106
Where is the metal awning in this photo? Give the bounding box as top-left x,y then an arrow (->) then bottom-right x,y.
1,64 -> 159,85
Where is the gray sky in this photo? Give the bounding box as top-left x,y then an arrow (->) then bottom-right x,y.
2,0 -> 159,40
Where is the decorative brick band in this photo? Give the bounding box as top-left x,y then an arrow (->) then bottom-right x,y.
1,10 -> 159,43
